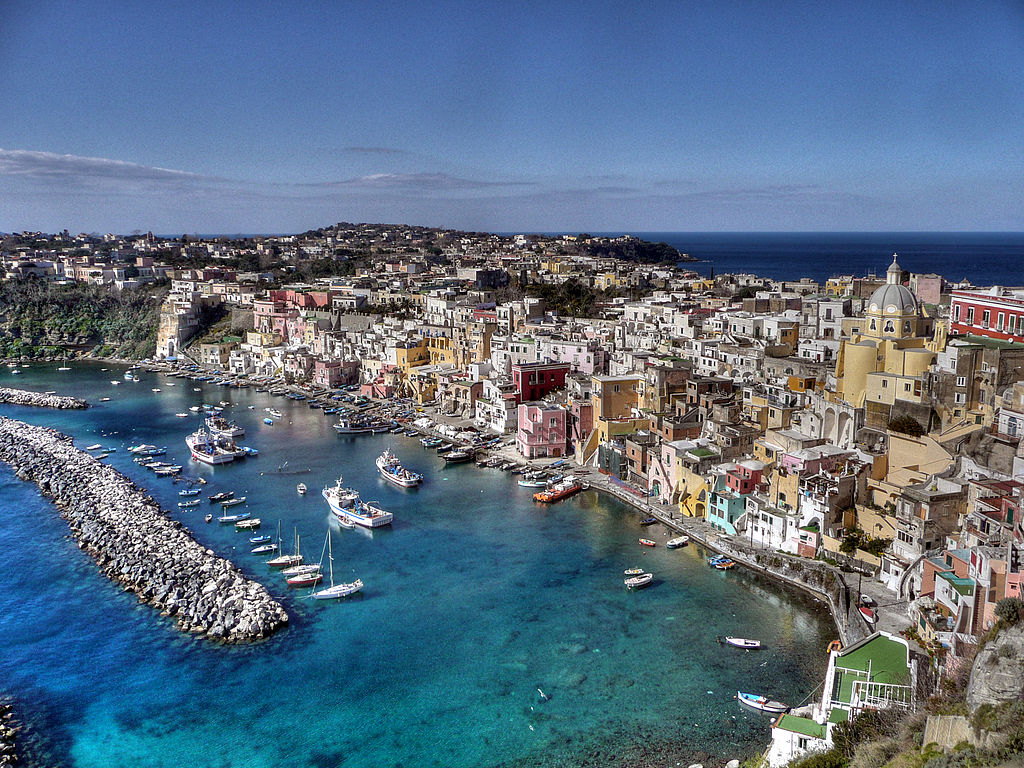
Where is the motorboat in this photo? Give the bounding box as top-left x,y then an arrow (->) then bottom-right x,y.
179,488 -> 201,497
334,418 -> 373,434
249,535 -> 272,545
443,449 -> 474,464
251,543 -> 277,555
235,518 -> 261,530
185,429 -> 239,465
859,606 -> 877,626
208,491 -> 234,503
177,499 -> 201,508
737,692 -> 789,714
221,496 -> 246,507
376,449 -> 422,488
720,637 -> 761,650
534,477 -> 584,503
666,536 -> 690,549
322,478 -> 393,528
624,567 -> 645,576
297,483 -> 307,495
218,512 -> 250,524
639,538 -> 656,547
639,517 -> 658,526
205,415 -> 245,438
624,573 -> 653,589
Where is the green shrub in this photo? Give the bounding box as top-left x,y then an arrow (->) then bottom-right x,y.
994,598 -> 1024,626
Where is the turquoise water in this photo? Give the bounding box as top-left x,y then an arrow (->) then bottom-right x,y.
0,363 -> 834,767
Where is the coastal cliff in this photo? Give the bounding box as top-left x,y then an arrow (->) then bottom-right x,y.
0,416 -> 288,642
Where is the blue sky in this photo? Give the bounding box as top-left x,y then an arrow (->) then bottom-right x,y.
1,0 -> 1023,233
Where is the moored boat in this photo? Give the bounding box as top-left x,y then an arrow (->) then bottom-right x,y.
322,478 -> 393,528
208,491 -> 234,503
443,449 -> 474,464
218,512 -> 250,524
639,538 -> 656,547
737,691 -> 789,714
624,572 -> 653,589
624,567 -> 645,576
297,483 -> 307,495
639,517 -> 658,526
534,476 -> 584,503
312,531 -> 363,600
177,499 -> 201,508
720,636 -> 761,649
221,496 -> 246,507
375,449 -> 422,488
666,536 -> 690,548
235,518 -> 261,530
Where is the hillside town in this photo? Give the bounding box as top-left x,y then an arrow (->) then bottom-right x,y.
4,225 -> 1024,764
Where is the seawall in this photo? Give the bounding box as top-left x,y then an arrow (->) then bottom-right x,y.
0,416 -> 288,642
0,386 -> 87,409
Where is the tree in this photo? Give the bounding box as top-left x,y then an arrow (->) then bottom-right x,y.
887,414 -> 925,437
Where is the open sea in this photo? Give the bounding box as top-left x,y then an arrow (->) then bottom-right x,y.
604,232 -> 1024,285
0,363 -> 834,767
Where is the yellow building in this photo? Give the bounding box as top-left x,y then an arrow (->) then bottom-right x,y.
835,256 -> 935,408
392,338 -> 430,372
591,374 -> 644,420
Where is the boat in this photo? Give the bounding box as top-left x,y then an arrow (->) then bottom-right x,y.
297,483 -> 307,495
267,527 -> 303,569
720,637 -> 761,650
249,535 -> 272,545
334,417 -> 374,434
534,476 -> 584,503
85,444 -> 102,451
286,571 -> 323,587
624,567 -> 645,576
517,477 -> 549,488
179,488 -> 201,497
624,573 -> 653,589
251,543 -> 277,555
639,538 -> 656,547
218,512 -> 250,524
859,606 -> 877,625
205,415 -> 245,438
420,437 -> 443,448
375,449 -> 422,488
322,478 -> 393,528
737,692 -> 789,714
264,418 -> 274,425
221,496 -> 246,507
208,491 -> 234,503
713,559 -> 736,571
204,513 -> 213,523
185,429 -> 238,465
151,388 -> 161,393
444,449 -> 474,464
99,397 -> 111,402
666,536 -> 690,549
175,413 -> 189,418
177,499 -> 201,508
265,408 -> 282,418
313,531 -> 363,600
281,563 -> 320,578
235,518 -> 261,530
639,517 -> 658,526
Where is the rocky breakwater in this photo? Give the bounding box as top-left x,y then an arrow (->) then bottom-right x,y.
0,386 -> 87,409
0,699 -> 18,767
0,416 -> 288,642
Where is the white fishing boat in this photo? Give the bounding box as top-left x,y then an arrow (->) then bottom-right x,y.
624,572 -> 653,589
322,478 -> 393,528
185,429 -> 238,465
666,536 -> 690,549
177,499 -> 201,508
175,412 -> 189,418
85,444 -> 103,451
221,496 -> 246,507
205,415 -> 245,438
281,563 -> 320,578
313,531 -> 363,600
297,483 -> 307,495
375,449 -> 422,488
720,636 -> 761,649
218,511 -> 250,524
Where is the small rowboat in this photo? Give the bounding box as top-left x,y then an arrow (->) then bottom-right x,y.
235,518 -> 261,530
859,606 -> 877,625
249,535 -> 272,545
720,636 -> 761,649
737,691 -> 788,714
624,567 -> 645,576
639,538 -> 656,547
251,543 -> 277,555
221,497 -> 246,507
218,512 -> 249,524
666,536 -> 690,549
624,573 -> 653,589
177,499 -> 201,508
179,488 -> 201,497
639,517 -> 658,526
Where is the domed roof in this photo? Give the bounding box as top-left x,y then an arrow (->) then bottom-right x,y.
867,254 -> 918,315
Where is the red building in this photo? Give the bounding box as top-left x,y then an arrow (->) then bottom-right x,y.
511,361 -> 570,402
950,289 -> 1024,342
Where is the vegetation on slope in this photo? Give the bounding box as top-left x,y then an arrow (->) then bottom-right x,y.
0,279 -> 167,360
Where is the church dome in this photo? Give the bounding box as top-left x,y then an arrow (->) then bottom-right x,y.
867,254 -> 918,315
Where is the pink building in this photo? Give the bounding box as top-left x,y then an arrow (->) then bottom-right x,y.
516,402 -> 568,459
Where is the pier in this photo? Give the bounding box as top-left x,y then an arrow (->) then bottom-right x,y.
0,416 -> 288,642
0,386 -> 87,409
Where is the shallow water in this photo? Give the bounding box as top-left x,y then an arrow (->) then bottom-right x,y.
0,362 -> 834,767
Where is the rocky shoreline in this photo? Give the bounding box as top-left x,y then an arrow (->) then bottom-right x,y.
0,416 -> 288,642
0,699 -> 18,767
0,387 -> 87,410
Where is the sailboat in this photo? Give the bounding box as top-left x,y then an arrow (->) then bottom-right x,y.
57,353 -> 71,372
267,527 -> 303,569
312,531 -> 363,600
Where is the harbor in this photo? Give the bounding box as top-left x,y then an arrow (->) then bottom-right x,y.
0,361 -> 835,768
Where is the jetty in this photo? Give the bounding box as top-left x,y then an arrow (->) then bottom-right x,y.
0,386 -> 87,409
0,416 -> 288,642
0,699 -> 18,768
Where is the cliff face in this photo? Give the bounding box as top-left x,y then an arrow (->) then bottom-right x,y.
967,623 -> 1024,711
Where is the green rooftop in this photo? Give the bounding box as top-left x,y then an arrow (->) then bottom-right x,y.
937,570 -> 975,596
831,634 -> 911,706
776,715 -> 827,739
828,708 -> 849,724
959,334 -> 1024,350
690,448 -> 716,458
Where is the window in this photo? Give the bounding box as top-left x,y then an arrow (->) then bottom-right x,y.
882,379 -> 888,388
967,307 -> 975,324
983,310 -> 991,327
1009,315 -> 1018,334
956,376 -> 967,387
955,392 -> 966,404
953,304 -> 961,321
998,313 -> 1005,331
904,383 -> 912,392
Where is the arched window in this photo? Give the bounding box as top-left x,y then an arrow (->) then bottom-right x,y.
870,319 -> 877,331
884,320 -> 895,334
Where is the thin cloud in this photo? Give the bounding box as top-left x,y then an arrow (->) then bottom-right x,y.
340,146 -> 411,156
303,172 -> 536,192
0,148 -> 220,183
